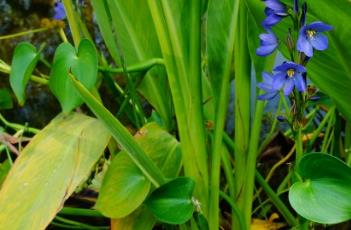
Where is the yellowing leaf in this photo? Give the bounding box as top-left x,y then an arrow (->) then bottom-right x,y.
0,112 -> 110,230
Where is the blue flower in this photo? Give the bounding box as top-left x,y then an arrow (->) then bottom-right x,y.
256,32 -> 278,56
297,21 -> 333,57
262,0 -> 288,29
257,72 -> 280,100
53,1 -> 66,20
273,62 -> 306,95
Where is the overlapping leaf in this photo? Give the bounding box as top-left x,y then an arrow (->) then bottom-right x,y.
49,39 -> 98,113
289,153 -> 351,224
95,122 -> 181,218
0,113 -> 110,229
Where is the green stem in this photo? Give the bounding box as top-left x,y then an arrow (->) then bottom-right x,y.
0,61 -> 48,85
0,28 -> 49,40
62,0 -> 82,46
233,1 -> 252,228
0,113 -> 39,134
296,127 -> 303,161
208,0 -> 239,228
69,74 -> 165,187
54,216 -> 108,230
147,0 -> 209,217
219,191 -> 246,230
307,106 -> 335,149
255,171 -> 297,226
99,58 -> 164,73
59,207 -> 104,217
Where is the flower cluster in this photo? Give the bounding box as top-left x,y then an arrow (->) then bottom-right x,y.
256,0 -> 332,100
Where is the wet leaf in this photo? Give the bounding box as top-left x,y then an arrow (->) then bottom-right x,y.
0,112 -> 111,229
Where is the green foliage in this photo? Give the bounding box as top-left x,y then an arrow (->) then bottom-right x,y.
289,153 -> 351,224
49,39 -> 98,113
0,89 -> 13,109
145,177 -> 195,224
91,0 -> 173,130
95,151 -> 151,218
0,113 -> 111,229
96,122 -> 181,219
9,42 -> 40,105
69,75 -> 166,187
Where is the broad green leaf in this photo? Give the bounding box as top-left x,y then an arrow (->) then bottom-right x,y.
49,39 -> 98,113
289,153 -> 351,224
69,75 -> 165,187
96,122 -> 181,218
0,112 -> 111,230
0,88 -> 13,109
91,0 -> 173,129
9,42 -> 40,105
207,0 -> 237,100
95,151 -> 151,218
145,177 -> 195,225
134,123 -> 181,178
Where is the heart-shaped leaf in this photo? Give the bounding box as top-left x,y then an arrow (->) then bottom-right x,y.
49,39 -> 98,113
95,151 -> 151,218
95,122 -> 181,219
145,177 -> 195,225
0,112 -> 111,229
289,153 -> 351,224
9,42 -> 40,105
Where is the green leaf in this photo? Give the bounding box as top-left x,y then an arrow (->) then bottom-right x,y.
49,39 -> 98,113
145,177 -> 195,225
91,0 -> 173,129
69,75 -> 165,187
0,112 -> 111,229
96,122 -> 181,218
0,89 -> 13,109
289,153 -> 351,224
95,152 -> 151,218
9,42 -> 40,105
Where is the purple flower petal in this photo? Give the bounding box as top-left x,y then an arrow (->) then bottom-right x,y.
259,33 -> 277,45
297,32 -> 313,57
258,91 -> 278,100
294,74 -> 307,92
264,0 -> 286,12
283,78 -> 294,95
256,44 -> 277,56
262,72 -> 273,82
263,14 -> 283,28
272,72 -> 286,89
308,21 -> 333,32
310,33 -> 328,51
53,2 -> 66,20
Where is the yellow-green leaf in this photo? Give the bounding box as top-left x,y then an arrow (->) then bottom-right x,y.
0,112 -> 110,230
